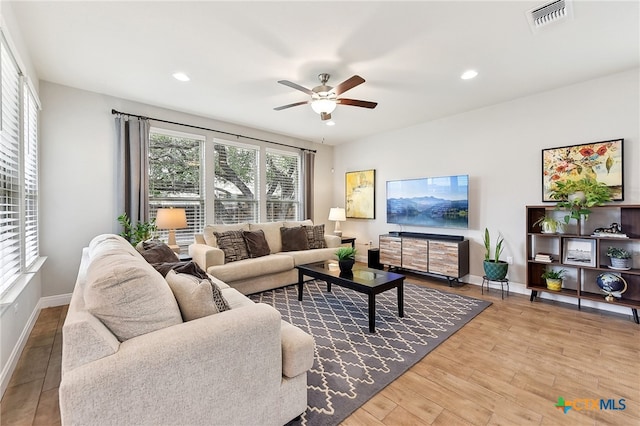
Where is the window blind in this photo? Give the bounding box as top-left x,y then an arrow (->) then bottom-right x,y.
0,40 -> 22,291
24,86 -> 39,267
266,149 -> 300,221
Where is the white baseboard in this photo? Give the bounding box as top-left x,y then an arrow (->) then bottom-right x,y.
1,293 -> 72,398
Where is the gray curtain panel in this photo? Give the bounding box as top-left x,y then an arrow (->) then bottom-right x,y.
115,115 -> 150,225
302,150 -> 315,221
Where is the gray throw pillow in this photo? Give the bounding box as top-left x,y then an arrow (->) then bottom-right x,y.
304,224 -> 327,249
242,230 -> 271,258
139,240 -> 179,264
280,226 -> 310,252
165,270 -> 230,320
214,230 -> 249,263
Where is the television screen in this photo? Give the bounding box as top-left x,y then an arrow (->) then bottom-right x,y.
386,175 -> 469,229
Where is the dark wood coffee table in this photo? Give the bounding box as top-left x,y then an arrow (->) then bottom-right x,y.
296,261 -> 405,332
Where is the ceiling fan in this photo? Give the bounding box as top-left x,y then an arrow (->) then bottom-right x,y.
274,73 -> 377,121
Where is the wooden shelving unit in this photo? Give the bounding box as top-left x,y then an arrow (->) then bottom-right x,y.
526,204 -> 640,323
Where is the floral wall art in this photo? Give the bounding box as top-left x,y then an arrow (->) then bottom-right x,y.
542,139 -> 623,201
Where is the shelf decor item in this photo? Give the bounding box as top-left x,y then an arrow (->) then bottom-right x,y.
541,268 -> 567,291
542,139 -> 623,202
533,216 -> 565,233
345,169 -> 375,219
483,228 -> 508,280
596,273 -> 628,302
562,238 -> 597,267
606,246 -> 632,270
548,176 -> 612,224
335,246 -> 357,273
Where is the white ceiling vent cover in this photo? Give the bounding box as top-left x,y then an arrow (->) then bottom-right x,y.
527,0 -> 573,32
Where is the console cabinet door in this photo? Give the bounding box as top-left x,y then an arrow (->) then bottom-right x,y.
401,238 -> 428,272
428,241 -> 459,276
379,236 -> 402,267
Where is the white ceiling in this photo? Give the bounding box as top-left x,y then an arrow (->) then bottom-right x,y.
10,1 -> 640,145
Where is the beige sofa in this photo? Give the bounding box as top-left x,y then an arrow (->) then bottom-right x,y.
189,220 -> 341,295
59,234 -> 314,426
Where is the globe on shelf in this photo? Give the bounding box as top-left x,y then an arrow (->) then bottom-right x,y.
596,273 -> 628,302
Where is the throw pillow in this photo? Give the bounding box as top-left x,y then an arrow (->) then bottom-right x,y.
139,240 -> 179,264
84,254 -> 183,342
214,230 -> 249,263
304,224 -> 327,249
242,230 -> 271,258
165,270 -> 231,321
280,226 -> 309,252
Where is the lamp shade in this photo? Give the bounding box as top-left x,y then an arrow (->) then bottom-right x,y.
155,208 -> 187,230
311,99 -> 337,114
328,207 -> 346,222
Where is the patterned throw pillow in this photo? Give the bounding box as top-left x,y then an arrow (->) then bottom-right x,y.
166,270 -> 230,321
280,226 -> 310,252
304,224 -> 327,249
242,230 -> 271,258
214,230 -> 249,263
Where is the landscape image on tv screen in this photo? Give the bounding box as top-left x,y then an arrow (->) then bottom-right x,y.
386,175 -> 469,229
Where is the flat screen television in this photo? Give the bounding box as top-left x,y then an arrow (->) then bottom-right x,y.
386,174 -> 469,229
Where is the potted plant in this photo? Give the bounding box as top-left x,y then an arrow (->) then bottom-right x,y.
549,177 -> 612,224
541,268 -> 567,291
606,247 -> 632,270
335,246 -> 357,273
533,216 -> 565,234
483,228 -> 508,280
117,213 -> 157,246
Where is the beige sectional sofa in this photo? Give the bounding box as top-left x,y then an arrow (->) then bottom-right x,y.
189,220 -> 341,295
60,234 -> 314,426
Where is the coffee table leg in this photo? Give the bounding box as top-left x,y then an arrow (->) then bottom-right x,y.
368,293 -> 376,333
298,270 -> 304,301
327,281 -> 332,292
398,281 -> 404,318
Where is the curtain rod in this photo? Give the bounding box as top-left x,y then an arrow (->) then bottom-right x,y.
111,109 -> 317,153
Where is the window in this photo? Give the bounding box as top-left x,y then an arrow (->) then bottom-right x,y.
266,149 -> 300,221
213,141 -> 259,224
0,33 -> 40,296
148,129 -> 204,247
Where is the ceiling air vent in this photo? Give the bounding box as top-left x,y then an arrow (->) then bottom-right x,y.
527,0 -> 573,32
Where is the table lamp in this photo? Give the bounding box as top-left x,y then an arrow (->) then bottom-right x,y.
155,208 -> 187,253
328,207 -> 346,236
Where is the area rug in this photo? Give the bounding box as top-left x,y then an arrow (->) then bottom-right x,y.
250,280 -> 491,426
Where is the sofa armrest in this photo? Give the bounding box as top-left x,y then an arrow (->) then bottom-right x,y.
189,243 -> 224,270
60,304 -> 284,426
280,320 -> 314,378
324,234 -> 341,248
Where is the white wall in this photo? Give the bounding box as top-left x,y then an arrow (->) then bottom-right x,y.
334,69 -> 639,294
39,81 -> 334,297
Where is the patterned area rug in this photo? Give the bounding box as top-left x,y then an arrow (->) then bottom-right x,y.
250,280 -> 491,426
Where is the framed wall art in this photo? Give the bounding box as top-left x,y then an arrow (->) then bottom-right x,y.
542,139 -> 623,202
345,169 -> 375,219
562,238 -> 597,267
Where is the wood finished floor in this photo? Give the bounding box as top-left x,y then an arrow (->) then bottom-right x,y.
1,273 -> 638,426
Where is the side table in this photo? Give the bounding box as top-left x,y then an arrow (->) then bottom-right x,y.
341,236 -> 356,248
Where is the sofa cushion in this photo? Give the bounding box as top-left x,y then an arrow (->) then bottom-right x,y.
284,247 -> 337,266
304,224 -> 327,249
283,220 -> 313,228
220,287 -> 255,309
215,230 -> 250,263
139,240 -> 179,264
242,230 -> 271,258
249,222 -> 284,253
165,270 -> 230,321
203,223 -> 250,247
208,254 -> 294,283
280,226 -> 309,252
84,254 -> 183,342
89,234 -> 142,260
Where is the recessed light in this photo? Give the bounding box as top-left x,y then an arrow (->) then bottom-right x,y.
326,120 -> 335,126
461,70 -> 478,80
172,72 -> 190,82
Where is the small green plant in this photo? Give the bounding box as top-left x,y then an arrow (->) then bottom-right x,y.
335,246 -> 357,261
606,247 -> 631,259
549,177 -> 612,223
533,216 -> 565,233
541,269 -> 567,280
483,228 -> 504,262
117,213 -> 157,246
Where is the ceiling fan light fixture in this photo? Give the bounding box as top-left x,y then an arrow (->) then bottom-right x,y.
311,98 -> 337,114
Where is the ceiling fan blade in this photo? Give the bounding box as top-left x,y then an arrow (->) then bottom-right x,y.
274,101 -> 309,111
331,75 -> 365,96
337,98 -> 378,109
277,80 -> 314,96
321,112 -> 332,121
